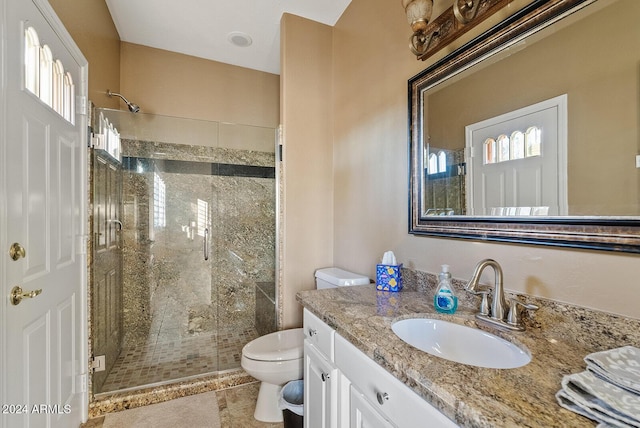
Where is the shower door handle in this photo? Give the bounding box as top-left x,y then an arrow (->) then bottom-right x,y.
203,228 -> 209,261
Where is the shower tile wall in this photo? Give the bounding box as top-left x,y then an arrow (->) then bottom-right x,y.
98,139 -> 275,393
255,282 -> 276,336
424,148 -> 466,215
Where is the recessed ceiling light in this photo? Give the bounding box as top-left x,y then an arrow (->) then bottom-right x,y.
227,32 -> 253,47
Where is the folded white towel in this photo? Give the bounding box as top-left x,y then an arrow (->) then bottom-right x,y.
557,371 -> 640,427
586,346 -> 640,395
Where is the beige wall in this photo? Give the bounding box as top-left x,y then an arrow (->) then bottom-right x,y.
120,43 -> 279,127
50,1 -> 279,127
49,0 -> 120,108
280,14 -> 334,327
328,0 -> 640,319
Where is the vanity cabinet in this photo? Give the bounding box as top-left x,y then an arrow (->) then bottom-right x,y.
303,308 -> 458,428
304,309 -> 339,428
335,334 -> 457,428
347,384 -> 394,428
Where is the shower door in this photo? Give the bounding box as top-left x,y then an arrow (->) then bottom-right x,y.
91,150 -> 123,393
103,157 -> 220,391
145,160 -> 218,373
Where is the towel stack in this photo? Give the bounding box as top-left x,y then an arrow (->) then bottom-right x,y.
556,345 -> 640,427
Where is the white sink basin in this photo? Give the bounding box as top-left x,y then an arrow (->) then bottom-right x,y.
391,318 -> 530,369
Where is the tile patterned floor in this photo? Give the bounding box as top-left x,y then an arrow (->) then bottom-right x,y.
82,382 -> 284,428
100,327 -> 260,392
218,382 -> 284,428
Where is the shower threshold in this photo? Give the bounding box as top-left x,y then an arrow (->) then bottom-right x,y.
89,368 -> 255,418
94,367 -> 245,398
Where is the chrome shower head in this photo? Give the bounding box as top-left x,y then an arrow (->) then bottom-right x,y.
107,89 -> 140,113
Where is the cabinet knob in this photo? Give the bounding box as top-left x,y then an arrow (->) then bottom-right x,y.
321,372 -> 330,382
376,392 -> 390,405
308,328 -> 317,337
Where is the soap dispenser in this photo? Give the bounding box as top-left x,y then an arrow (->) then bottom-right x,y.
434,265 -> 458,314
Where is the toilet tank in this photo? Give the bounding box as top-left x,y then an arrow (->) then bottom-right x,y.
315,267 -> 370,289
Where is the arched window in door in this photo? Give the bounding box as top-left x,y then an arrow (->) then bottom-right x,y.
24,26 -> 75,123
25,27 -> 40,96
39,45 -> 53,107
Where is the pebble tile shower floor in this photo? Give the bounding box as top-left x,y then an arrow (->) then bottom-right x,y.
101,327 -> 259,392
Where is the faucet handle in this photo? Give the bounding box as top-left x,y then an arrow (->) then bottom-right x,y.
474,289 -> 491,316
507,298 -> 539,327
468,286 -> 491,316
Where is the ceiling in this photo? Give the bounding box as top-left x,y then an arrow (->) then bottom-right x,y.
105,0 -> 352,75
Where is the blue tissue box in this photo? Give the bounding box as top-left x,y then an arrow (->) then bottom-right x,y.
376,264 -> 403,292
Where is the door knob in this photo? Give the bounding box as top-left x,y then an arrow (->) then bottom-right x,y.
10,286 -> 43,306
9,242 -> 26,260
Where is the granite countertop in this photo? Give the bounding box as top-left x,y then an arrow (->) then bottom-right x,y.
297,284 -> 640,428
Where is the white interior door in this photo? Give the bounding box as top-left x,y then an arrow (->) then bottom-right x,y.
1,0 -> 88,426
466,95 -> 567,216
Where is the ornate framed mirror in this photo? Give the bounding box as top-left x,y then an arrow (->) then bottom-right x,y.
409,0 -> 640,253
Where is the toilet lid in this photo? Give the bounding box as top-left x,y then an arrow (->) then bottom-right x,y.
243,328 -> 304,361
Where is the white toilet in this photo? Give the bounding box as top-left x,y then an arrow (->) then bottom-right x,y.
241,328 -> 305,422
241,267 -> 369,422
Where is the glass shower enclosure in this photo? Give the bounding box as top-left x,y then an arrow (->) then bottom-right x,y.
89,108 -> 277,394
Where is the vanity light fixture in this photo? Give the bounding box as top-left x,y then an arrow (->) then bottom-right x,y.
402,0 -> 434,56
453,0 -> 480,24
402,0 -> 480,56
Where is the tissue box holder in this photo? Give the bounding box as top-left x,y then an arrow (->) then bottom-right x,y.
376,264 -> 403,292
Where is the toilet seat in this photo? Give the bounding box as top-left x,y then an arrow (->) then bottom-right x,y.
242,328 -> 304,361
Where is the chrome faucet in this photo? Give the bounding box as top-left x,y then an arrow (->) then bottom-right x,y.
465,259 -> 537,331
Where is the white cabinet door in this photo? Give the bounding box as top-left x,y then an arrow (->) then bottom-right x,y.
304,341 -> 339,428
335,335 -> 458,428
349,386 -> 394,428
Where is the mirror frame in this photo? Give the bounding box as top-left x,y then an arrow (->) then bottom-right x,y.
408,0 -> 640,253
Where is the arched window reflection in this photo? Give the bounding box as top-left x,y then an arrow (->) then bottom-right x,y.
483,138 -> 496,164
511,131 -> 525,160
428,153 -> 438,174
497,135 -> 510,162
482,126 -> 542,164
427,151 -> 448,175
526,126 -> 542,157
438,151 -> 447,173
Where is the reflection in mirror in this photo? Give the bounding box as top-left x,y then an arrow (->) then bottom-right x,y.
409,0 -> 640,252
